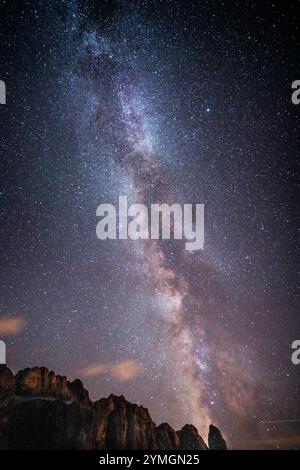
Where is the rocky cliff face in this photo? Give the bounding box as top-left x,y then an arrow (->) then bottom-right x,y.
208,424 -> 228,450
14,366 -> 90,404
0,365 -> 227,450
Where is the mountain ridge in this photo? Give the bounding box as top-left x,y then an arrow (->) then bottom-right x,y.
0,365 -> 227,450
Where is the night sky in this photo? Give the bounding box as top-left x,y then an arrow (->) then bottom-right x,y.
0,0 -> 299,449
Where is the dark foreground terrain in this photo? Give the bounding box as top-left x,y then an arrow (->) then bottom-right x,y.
0,365 -> 226,450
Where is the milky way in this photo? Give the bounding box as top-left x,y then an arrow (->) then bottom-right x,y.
0,1 -> 299,449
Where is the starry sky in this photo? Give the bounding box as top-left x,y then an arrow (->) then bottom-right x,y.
0,0 -> 299,449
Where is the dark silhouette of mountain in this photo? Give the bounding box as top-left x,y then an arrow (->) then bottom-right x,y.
0,365 -> 227,450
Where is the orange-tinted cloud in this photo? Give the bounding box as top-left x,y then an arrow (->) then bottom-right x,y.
111,360 -> 143,380
0,316 -> 26,336
79,359 -> 143,381
79,363 -> 107,377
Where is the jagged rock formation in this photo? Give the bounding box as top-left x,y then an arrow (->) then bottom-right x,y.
14,366 -> 90,404
156,422 -> 180,449
0,365 -> 227,450
208,424 -> 227,450
178,424 -> 208,450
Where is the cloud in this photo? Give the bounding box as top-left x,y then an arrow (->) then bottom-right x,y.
79,363 -> 107,377
79,359 -> 143,381
111,360 -> 143,380
0,316 -> 26,336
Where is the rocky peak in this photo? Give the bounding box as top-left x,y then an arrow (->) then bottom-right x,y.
156,422 -> 180,449
14,366 -> 90,404
178,424 -> 208,450
208,424 -> 227,450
